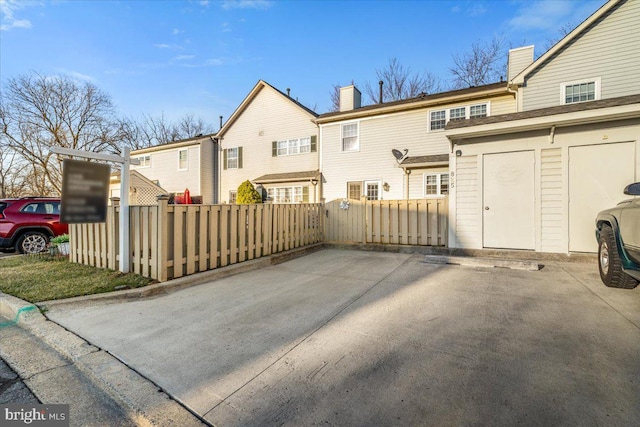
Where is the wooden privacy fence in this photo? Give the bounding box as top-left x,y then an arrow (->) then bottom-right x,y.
69,196 -> 324,281
325,198 -> 448,246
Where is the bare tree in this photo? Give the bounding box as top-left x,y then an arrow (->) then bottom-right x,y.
0,72 -> 121,194
450,35 -> 505,88
119,113 -> 214,150
364,58 -> 441,104
0,143 -> 29,197
329,84 -> 342,112
542,21 -> 577,53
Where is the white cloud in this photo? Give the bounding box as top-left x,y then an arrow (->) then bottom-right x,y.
173,55 -> 195,61
451,5 -> 461,13
508,0 -> 576,31
0,0 -> 37,31
172,28 -> 183,35
220,0 -> 272,10
153,43 -> 183,50
222,22 -> 231,32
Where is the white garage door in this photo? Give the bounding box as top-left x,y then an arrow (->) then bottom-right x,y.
569,142 -> 635,252
483,151 -> 535,250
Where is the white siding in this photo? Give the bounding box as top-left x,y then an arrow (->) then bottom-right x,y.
523,0 -> 640,110
199,139 -> 215,204
220,85 -> 318,203
132,145 -> 201,196
540,148 -> 563,252
320,94 -> 516,202
454,155 -> 479,248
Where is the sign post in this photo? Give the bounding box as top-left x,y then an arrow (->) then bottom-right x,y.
51,146 -> 139,273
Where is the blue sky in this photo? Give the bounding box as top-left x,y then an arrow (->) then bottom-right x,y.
1,0 -> 604,127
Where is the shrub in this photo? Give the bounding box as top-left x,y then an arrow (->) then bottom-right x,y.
237,180 -> 263,204
50,234 -> 70,244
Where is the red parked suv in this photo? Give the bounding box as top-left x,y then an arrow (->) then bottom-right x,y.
0,197 -> 68,254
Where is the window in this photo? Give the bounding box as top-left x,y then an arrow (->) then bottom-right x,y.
449,107 -> 466,121
273,136 -> 313,156
229,191 -> 237,204
561,78 -> 600,104
430,103 -> 489,130
424,173 -> 449,197
21,202 -> 59,214
347,182 -> 362,200
430,110 -> 446,130
226,147 -> 239,169
342,123 -> 359,152
364,180 -> 381,201
266,186 -> 308,203
470,104 -> 487,118
564,81 -> 596,104
178,150 -> 188,170
134,155 -> 151,168
299,137 -> 311,153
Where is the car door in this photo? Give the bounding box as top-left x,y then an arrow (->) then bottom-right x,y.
619,198 -> 640,262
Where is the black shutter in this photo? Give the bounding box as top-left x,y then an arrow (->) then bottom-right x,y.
272,141 -> 278,157
310,135 -> 317,152
238,147 -> 243,169
223,149 -> 227,170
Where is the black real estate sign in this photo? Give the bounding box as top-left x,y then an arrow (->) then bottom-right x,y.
60,159 -> 110,223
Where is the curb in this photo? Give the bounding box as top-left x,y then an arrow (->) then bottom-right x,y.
0,291 -> 206,426
423,255 -> 541,271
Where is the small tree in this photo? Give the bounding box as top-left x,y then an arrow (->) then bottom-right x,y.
236,180 -> 262,204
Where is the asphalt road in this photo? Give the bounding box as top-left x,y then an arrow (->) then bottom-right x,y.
45,249 -> 640,426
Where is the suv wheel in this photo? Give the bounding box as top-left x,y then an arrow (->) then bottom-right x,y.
598,225 -> 638,289
16,231 -> 49,254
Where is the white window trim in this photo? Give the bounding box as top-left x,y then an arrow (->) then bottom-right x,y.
364,179 -> 382,201
428,102 -> 490,132
276,136 -> 311,157
423,173 -> 449,197
134,155 -> 151,168
266,185 -> 306,203
226,147 -> 239,170
178,149 -> 188,171
341,121 -> 360,153
560,77 -> 601,105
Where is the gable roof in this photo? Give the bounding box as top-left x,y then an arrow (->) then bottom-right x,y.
511,0 -> 622,85
131,133 -> 217,156
315,82 -> 510,124
217,80 -> 318,138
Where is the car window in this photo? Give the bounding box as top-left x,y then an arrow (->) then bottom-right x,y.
21,203 -> 39,213
0,202 -> 6,216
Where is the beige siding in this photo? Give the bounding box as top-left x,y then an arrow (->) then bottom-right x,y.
409,167 -> 448,199
454,155 -> 479,248
508,46 -> 534,81
220,86 -> 318,202
133,145 -> 201,196
321,94 -> 515,202
199,139 -> 215,204
540,148 -> 563,252
523,0 -> 640,110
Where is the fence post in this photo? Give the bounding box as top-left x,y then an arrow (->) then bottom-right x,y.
108,197 -> 119,270
156,195 -> 169,282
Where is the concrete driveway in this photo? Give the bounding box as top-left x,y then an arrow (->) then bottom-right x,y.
46,249 -> 640,426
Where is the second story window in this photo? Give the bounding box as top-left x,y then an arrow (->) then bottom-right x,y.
134,155 -> 151,168
430,110 -> 446,130
178,150 -> 188,170
449,107 -> 466,121
563,80 -> 598,104
470,104 -> 487,118
226,147 -> 239,169
341,123 -> 359,152
273,136 -> 314,156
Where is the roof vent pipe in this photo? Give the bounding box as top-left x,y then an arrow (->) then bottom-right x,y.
379,80 -> 384,104
287,88 -> 291,97
219,115 -> 223,130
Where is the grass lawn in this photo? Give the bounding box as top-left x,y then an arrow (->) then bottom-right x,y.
0,254 -> 155,303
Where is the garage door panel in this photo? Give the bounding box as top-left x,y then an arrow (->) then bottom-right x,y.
569,142 -> 635,252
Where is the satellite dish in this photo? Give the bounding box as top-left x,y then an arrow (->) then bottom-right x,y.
391,148 -> 408,163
